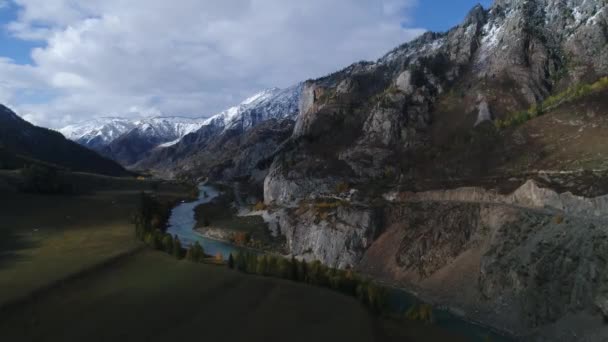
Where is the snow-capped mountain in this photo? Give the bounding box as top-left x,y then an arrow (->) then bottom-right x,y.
60,118 -> 137,150
202,84 -> 301,132
60,84 -> 302,166
133,84 -> 302,175
59,116 -> 207,151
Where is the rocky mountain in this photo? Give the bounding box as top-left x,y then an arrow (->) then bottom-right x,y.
134,84 -> 301,179
59,117 -> 138,150
60,116 -> 207,165
0,104 -> 128,176
99,117 -> 209,165
256,0 -> 608,340
61,86 -> 301,167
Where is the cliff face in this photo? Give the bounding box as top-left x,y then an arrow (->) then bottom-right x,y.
261,1 -> 608,339
362,182 -> 608,340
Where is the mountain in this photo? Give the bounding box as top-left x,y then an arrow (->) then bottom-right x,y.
60,117 -> 138,151
60,116 -> 207,165
134,84 -> 301,178
0,104 -> 128,176
129,0 -> 608,339
257,1 -> 608,340
99,117 -> 208,165
60,86 -> 300,167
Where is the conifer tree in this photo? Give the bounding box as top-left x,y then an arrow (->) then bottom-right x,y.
228,253 -> 235,269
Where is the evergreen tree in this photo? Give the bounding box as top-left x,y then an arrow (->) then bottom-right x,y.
235,252 -> 245,271
298,259 -> 308,282
256,255 -> 268,275
172,235 -> 183,259
289,256 -> 298,281
192,241 -> 205,262
162,234 -> 173,254
277,257 -> 289,279
246,253 -> 258,273
228,253 -> 235,269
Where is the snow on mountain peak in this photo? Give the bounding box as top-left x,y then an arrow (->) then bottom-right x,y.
59,84 -> 302,152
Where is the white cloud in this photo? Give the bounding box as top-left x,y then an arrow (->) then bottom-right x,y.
2,0 -> 425,128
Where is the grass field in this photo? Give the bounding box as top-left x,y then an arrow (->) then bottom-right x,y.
0,173 -> 192,307
0,250 -> 467,342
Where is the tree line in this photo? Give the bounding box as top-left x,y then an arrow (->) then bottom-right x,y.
228,251 -> 388,314
134,192 -> 210,262
132,192 -> 396,317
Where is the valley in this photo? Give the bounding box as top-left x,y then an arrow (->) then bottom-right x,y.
0,176 -> 497,342
1,0 -> 608,340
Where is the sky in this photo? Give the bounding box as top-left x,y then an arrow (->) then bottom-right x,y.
0,0 -> 492,128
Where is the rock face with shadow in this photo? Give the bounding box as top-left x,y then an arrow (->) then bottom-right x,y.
259,1 -> 608,339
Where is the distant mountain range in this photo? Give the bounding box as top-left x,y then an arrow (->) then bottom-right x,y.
0,104 -> 128,176
60,85 -> 301,166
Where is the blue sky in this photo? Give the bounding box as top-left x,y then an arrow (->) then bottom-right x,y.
413,1 -> 494,32
0,1 -> 492,66
0,0 -> 495,128
0,2 -> 40,65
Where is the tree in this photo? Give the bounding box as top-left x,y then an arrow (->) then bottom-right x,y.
172,235 -> 183,259
289,256 -> 298,281
298,259 -> 308,282
276,257 -> 289,279
215,252 -> 223,263
186,241 -> 205,262
228,253 -> 235,269
235,252 -> 246,271
162,234 -> 173,254
256,255 -> 268,275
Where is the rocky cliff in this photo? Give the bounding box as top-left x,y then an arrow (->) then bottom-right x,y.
260,0 -> 608,340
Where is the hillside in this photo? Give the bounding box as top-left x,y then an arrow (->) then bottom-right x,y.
0,105 -> 129,177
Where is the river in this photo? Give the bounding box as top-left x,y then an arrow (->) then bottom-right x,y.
167,183 -> 514,342
166,183 -> 240,259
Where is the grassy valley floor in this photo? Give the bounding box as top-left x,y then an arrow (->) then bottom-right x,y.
0,249 -> 468,342
0,173 -> 191,307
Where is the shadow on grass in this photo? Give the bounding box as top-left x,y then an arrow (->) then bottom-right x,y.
0,227 -> 37,269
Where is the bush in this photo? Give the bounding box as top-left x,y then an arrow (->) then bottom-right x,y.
336,182 -> 350,194
405,304 -> 434,323
497,76 -> 608,129
253,201 -> 267,211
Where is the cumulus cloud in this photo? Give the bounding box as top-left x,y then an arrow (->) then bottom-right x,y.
2,0 -> 425,128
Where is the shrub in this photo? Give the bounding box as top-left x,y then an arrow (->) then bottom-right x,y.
496,76 -> 608,129
336,182 -> 350,194
253,201 -> 267,211
406,304 -> 434,323
232,232 -> 250,246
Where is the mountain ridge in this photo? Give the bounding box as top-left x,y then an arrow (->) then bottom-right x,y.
0,104 -> 129,177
